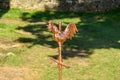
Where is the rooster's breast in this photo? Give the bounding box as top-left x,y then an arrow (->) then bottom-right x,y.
54,33 -> 67,43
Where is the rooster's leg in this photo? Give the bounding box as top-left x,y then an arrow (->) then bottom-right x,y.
58,42 -> 62,80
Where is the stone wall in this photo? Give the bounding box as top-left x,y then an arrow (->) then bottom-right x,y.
1,0 -> 120,12
10,0 -> 59,10
0,0 -> 10,9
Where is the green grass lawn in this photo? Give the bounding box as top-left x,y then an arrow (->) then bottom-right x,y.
0,8 -> 120,80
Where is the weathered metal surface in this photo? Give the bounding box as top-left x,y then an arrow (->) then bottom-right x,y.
48,20 -> 78,80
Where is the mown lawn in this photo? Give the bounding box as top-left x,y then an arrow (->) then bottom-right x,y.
0,8 -> 120,80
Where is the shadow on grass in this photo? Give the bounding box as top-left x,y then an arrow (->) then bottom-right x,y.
21,11 -> 81,22
17,8 -> 120,59
0,9 -> 9,18
0,0 -> 10,18
17,24 -> 58,48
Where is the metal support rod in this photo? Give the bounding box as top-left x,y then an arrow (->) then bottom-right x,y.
58,44 -> 62,80
50,58 -> 70,68
50,43 -> 70,80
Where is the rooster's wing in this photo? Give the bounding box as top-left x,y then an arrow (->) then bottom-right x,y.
63,23 -> 78,39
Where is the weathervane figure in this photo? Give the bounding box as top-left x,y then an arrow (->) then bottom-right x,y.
47,20 -> 78,80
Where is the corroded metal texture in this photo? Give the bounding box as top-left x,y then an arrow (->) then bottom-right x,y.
48,20 -> 78,80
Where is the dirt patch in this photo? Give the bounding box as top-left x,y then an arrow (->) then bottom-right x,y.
0,42 -> 21,50
0,19 -> 27,26
0,18 -> 46,26
0,38 -> 23,50
15,30 -> 32,35
0,66 -> 39,80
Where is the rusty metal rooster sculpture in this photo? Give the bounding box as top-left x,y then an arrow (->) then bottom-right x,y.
47,20 -> 78,80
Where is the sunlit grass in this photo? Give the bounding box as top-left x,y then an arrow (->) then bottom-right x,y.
0,23 -> 20,38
